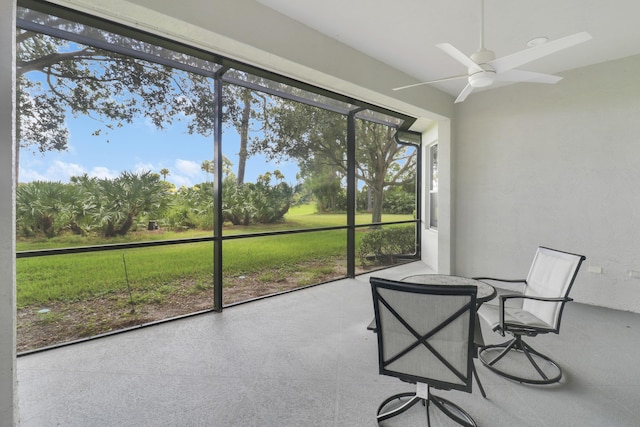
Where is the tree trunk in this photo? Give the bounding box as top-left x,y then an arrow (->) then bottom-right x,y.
41,215 -> 54,238
105,221 -> 116,237
236,90 -> 252,186
371,185 -> 384,224
117,214 -> 135,236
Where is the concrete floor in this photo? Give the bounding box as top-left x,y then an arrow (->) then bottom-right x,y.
17,262 -> 640,426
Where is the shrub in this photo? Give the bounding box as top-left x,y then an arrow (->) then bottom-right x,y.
383,188 -> 415,214
16,181 -> 80,238
166,183 -> 214,230
222,171 -> 293,225
358,225 -> 416,266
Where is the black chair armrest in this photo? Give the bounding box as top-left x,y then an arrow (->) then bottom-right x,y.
472,277 -> 527,284
473,278 -> 527,297
498,294 -> 573,333
496,293 -> 522,334
502,295 -> 573,303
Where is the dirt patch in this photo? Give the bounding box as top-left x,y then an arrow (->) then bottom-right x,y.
17,284 -> 211,353
17,259 -> 380,353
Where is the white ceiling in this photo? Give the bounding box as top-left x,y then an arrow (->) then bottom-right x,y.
256,0 -> 640,97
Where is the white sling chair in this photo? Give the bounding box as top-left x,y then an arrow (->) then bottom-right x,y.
476,247 -> 586,384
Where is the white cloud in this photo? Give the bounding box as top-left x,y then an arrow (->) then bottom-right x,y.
134,162 -> 156,174
18,160 -> 122,183
89,166 -> 119,180
175,159 -> 201,178
171,175 -> 193,188
18,168 -> 50,183
46,160 -> 86,181
19,156 -> 208,187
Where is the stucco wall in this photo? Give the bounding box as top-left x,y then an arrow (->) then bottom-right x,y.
454,54 -> 640,312
421,121 -> 454,274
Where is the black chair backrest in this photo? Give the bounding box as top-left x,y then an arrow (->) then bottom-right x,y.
371,277 -> 477,393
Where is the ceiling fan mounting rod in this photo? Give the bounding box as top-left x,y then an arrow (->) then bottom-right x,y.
479,0 -> 485,50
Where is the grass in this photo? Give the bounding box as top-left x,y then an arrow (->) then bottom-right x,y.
16,228 -> 213,251
17,242 -> 214,308
222,229 -> 347,274
16,205 -> 413,308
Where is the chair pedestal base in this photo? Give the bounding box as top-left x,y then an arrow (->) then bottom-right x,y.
377,391 -> 477,427
478,336 -> 562,385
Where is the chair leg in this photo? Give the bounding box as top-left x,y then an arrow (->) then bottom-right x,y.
472,365 -> 487,398
377,389 -> 477,426
376,392 -> 422,422
519,339 -> 561,381
430,394 -> 477,427
478,335 -> 563,385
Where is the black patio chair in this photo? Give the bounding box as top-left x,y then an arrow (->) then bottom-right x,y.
371,277 -> 478,426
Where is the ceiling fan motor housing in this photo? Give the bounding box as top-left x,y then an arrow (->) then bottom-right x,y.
469,48 -> 496,87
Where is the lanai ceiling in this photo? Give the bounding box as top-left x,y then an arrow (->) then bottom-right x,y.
256,0 -> 640,97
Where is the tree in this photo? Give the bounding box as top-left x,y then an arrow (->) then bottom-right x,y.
253,100 -> 416,222
200,156 -> 233,182
304,166 -> 343,212
159,168 -> 170,181
224,83 -> 269,185
356,120 -> 416,222
165,182 -> 214,230
16,181 -> 75,238
200,160 -> 214,182
221,171 -> 293,226
18,29 -> 182,152
80,171 -> 170,237
16,14 -> 228,180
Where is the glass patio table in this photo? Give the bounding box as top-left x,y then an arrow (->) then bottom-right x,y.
400,274 -> 497,304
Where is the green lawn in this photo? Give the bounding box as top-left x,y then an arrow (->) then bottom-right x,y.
16,205 -> 414,307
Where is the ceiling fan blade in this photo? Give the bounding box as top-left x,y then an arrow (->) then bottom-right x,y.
455,83 -> 475,103
392,74 -> 468,91
437,43 -> 483,73
490,31 -> 592,73
497,69 -> 563,84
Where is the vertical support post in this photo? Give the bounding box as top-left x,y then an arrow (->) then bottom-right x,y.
415,142 -> 422,257
0,1 -> 17,426
212,68 -> 227,312
346,110 -> 362,277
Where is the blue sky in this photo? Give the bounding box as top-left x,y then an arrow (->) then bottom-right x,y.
18,34 -> 307,188
19,113 -> 300,188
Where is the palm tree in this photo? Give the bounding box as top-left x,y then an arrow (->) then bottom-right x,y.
200,160 -> 213,182
16,181 -> 70,238
159,168 -> 170,181
85,171 -> 170,237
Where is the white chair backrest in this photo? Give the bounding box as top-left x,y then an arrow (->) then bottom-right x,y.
522,247 -> 585,328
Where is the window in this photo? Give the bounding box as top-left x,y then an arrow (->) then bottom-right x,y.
429,143 -> 438,229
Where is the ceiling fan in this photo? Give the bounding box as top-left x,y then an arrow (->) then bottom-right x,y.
393,0 -> 592,102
